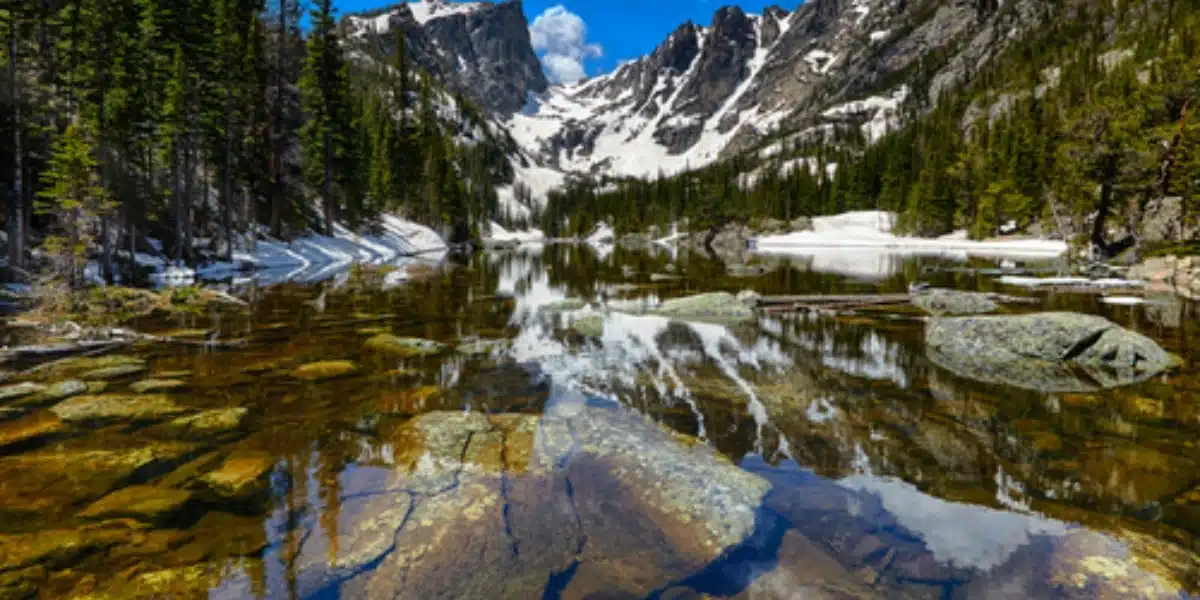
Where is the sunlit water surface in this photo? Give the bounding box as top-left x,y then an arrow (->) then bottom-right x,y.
0,244 -> 1198,599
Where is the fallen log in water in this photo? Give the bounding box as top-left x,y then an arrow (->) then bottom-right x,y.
756,294 -> 913,307
756,291 -> 1038,315
2,325 -> 247,369
1,340 -> 133,365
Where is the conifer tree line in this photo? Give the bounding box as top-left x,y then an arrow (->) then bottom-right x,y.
543,0 -> 1200,258
1,0 -> 508,286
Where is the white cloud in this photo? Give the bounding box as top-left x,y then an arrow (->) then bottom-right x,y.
529,5 -> 603,84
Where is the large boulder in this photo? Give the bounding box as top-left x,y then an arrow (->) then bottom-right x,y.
651,291 -> 757,322
926,313 -> 1180,392
364,334 -> 448,359
292,405 -> 779,599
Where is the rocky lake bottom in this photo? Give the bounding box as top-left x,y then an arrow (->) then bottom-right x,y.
0,244 -> 1198,599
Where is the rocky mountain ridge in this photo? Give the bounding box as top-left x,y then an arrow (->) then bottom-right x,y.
345,0 -> 1066,197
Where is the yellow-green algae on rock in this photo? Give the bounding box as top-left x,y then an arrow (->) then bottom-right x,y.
291,360 -> 358,381
0,443 -> 196,515
50,394 -> 188,424
77,485 -> 193,524
364,334 -> 448,358
195,450 -> 275,501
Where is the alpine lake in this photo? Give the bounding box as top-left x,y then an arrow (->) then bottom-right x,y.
1,244 -> 1199,600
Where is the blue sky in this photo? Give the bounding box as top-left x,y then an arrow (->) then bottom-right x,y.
335,0 -> 792,82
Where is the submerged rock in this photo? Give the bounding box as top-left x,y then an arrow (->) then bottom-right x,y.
912,289 -> 999,316
0,529 -> 114,573
0,382 -> 46,402
50,394 -> 188,424
33,380 -> 88,404
0,413 -> 65,451
195,450 -> 275,502
130,379 -> 187,394
0,444 -> 195,515
29,355 -> 146,381
926,313 -> 1180,392
364,334 -> 447,359
651,291 -> 757,322
159,408 -> 249,441
80,364 -> 149,381
78,485 -> 193,524
291,360 -> 358,381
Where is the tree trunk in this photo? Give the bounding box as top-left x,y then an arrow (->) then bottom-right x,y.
172,147 -> 183,263
8,16 -> 25,271
1090,153 -> 1120,258
183,135 -> 195,263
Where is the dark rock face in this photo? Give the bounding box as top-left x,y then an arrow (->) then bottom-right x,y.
672,7 -> 759,121
423,1 -> 548,115
926,313 -> 1181,392
344,1 -> 547,116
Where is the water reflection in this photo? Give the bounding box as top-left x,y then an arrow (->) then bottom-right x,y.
0,246 -> 1197,598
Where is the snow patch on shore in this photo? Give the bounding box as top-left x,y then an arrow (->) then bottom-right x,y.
754,211 -> 1068,259
487,222 -> 545,245
140,216 -> 450,286
998,276 -> 1145,289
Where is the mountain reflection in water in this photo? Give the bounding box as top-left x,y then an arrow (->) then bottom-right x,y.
0,245 -> 1197,599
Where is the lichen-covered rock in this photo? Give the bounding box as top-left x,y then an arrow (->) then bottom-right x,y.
912,289 -> 999,316
926,313 -> 1180,392
538,298 -> 588,313
129,379 -> 187,394
195,450 -> 275,502
295,406 -> 772,598
569,314 -> 605,338
50,394 -> 187,424
158,408 -> 249,441
291,360 -> 358,381
1046,528 -> 1196,599
70,563 -> 223,599
364,334 -> 447,359
0,382 -> 45,402
455,339 -> 508,357
651,291 -> 756,322
78,486 -> 193,524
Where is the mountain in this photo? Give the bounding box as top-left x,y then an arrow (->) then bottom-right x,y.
347,0 -> 1063,189
345,0 -> 548,116
511,0 -> 1073,181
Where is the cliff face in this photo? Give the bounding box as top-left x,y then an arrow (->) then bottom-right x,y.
345,0 -> 547,116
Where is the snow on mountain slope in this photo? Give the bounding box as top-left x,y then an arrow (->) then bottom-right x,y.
347,1 -> 486,34
346,0 -> 1061,202
506,7 -> 797,179
504,0 -> 928,180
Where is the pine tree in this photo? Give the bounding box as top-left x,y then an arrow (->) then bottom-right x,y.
299,0 -> 351,235
37,121 -> 109,287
